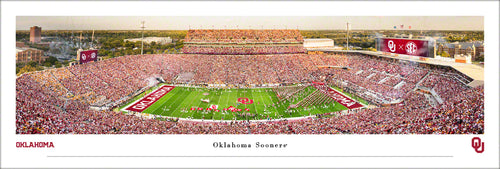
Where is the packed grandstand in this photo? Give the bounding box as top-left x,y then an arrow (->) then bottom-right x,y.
16,29 -> 483,134
182,29 -> 306,55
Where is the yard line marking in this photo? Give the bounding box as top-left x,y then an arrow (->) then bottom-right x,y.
185,87 -> 204,119
151,87 -> 181,117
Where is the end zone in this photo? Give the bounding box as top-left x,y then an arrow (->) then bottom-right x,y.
312,82 -> 365,109
122,85 -> 175,113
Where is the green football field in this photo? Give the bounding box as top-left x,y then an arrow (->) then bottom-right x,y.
121,84 -> 349,120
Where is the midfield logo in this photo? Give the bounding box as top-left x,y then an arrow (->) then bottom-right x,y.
237,97 -> 254,104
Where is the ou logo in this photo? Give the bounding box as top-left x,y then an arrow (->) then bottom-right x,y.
471,137 -> 484,153
388,40 -> 396,52
405,41 -> 418,55
91,52 -> 96,59
81,54 -> 86,60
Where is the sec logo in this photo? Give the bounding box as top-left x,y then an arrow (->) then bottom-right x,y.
405,41 -> 418,55
91,52 -> 96,59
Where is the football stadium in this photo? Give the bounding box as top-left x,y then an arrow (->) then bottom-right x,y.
16,29 -> 484,134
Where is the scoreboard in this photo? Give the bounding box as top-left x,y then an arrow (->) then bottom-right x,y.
376,38 -> 435,58
77,49 -> 98,64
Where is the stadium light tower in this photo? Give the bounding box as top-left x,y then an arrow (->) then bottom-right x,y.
91,29 -> 95,49
141,21 -> 146,55
79,31 -> 83,49
346,22 -> 350,51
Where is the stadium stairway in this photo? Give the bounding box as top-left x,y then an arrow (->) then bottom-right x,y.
451,74 -> 469,86
49,70 -> 73,97
379,76 -> 390,84
355,70 -> 363,75
281,57 -> 301,82
394,81 -> 405,89
415,71 -> 431,88
423,93 -> 438,107
366,73 -> 376,80
429,89 -> 444,104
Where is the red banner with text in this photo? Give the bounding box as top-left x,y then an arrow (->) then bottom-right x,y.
381,38 -> 429,57
125,85 -> 175,112
312,83 -> 364,109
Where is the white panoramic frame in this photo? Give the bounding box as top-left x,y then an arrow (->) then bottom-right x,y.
1,1 -> 499,168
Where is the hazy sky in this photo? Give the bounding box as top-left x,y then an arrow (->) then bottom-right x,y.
16,16 -> 483,31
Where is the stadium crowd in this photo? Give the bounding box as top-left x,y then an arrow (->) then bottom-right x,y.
182,45 -> 306,55
16,52 -> 483,134
185,29 -> 303,43
183,29 -> 306,55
